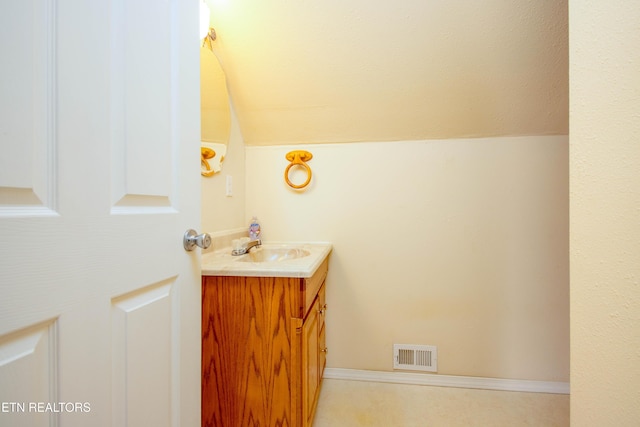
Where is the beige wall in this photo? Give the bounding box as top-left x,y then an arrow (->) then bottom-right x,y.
243,136 -> 568,381
570,1 -> 640,424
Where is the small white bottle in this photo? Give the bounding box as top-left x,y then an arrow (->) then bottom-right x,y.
248,216 -> 261,241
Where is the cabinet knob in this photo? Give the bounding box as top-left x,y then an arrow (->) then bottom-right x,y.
321,347 -> 328,353
318,304 -> 328,315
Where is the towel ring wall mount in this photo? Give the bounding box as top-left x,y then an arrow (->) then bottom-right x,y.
284,150 -> 313,189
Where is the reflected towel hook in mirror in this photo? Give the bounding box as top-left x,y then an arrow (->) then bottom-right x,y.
202,27 -> 217,50
201,146 -> 217,177
284,150 -> 313,189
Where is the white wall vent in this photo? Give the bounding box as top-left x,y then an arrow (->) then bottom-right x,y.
393,344 -> 437,372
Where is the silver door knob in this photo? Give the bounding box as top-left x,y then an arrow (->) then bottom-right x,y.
183,229 -> 211,251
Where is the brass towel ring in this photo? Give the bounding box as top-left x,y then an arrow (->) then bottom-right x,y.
284,150 -> 313,189
201,147 -> 216,177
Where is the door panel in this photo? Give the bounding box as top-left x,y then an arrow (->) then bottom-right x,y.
110,0 -> 173,208
112,279 -> 174,427
0,0 -> 56,214
0,1 -> 201,426
0,320 -> 57,427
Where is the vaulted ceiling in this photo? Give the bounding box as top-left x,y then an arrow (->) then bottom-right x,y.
205,0 -> 568,146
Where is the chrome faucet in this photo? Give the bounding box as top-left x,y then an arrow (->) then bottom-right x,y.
231,239 -> 262,256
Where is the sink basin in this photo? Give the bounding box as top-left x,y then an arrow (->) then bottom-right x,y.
237,247 -> 311,263
201,241 -> 331,277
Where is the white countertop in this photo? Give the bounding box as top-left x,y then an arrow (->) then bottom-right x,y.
201,242 -> 332,278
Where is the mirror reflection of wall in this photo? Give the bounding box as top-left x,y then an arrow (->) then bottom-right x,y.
200,45 -> 231,176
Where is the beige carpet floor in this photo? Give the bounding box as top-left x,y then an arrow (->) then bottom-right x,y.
313,379 -> 569,426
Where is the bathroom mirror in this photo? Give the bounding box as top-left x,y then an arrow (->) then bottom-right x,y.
200,46 -> 231,176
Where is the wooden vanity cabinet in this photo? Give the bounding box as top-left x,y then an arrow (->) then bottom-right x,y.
202,258 -> 328,427
302,284 -> 327,427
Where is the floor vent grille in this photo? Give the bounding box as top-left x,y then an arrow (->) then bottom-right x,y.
393,344 -> 437,372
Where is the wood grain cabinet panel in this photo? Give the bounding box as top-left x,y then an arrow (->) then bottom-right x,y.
202,258 -> 329,427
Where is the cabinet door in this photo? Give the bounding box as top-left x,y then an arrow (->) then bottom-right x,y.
318,285 -> 327,380
302,297 -> 320,427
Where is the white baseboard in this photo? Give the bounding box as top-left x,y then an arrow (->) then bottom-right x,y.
323,368 -> 569,395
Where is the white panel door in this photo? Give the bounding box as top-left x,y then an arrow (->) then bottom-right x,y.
0,1 -> 201,426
